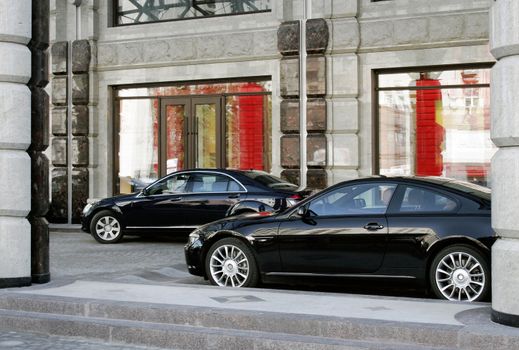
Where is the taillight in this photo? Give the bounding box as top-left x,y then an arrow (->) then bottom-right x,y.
289,194 -> 302,200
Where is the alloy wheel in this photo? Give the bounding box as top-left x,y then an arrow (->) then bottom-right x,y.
434,251 -> 486,302
209,244 -> 250,287
95,216 -> 121,242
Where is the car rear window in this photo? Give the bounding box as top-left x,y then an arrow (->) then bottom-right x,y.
241,171 -> 298,191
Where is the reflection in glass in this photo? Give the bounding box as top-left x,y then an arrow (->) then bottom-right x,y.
116,0 -> 271,25
226,90 -> 272,171
166,105 -> 185,174
378,69 -> 496,187
195,104 -> 216,168
119,98 -> 159,193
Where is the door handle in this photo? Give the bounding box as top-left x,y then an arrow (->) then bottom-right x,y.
169,197 -> 182,202
363,223 -> 384,231
228,194 -> 240,199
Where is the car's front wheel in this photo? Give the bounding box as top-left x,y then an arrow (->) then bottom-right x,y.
90,210 -> 124,244
206,237 -> 258,288
429,244 -> 490,302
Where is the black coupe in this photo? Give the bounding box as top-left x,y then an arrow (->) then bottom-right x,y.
185,176 -> 496,302
81,169 -> 302,244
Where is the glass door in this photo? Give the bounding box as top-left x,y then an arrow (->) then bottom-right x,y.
160,97 -> 221,174
192,97 -> 221,168
161,98 -> 190,175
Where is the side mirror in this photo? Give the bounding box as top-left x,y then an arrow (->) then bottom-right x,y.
141,188 -> 149,196
297,206 -> 308,217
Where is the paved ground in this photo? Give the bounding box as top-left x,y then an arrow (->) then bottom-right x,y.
2,229 -> 517,349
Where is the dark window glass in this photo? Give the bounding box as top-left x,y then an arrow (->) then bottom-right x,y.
398,186 -> 457,213
189,174 -> 243,193
308,183 -> 397,216
116,0 -> 272,26
147,174 -> 189,195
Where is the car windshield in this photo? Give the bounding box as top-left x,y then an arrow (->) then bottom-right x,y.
442,180 -> 491,201
241,171 -> 298,191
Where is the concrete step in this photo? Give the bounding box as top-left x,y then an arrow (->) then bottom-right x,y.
0,292 -> 511,350
0,306 -> 451,350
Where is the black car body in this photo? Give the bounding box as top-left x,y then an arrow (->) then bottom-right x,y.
81,169 -> 302,243
185,176 -> 497,302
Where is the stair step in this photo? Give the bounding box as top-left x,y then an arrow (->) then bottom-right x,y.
0,308 -> 452,350
0,293 -> 461,348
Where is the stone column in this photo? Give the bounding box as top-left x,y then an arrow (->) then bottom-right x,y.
0,0 -> 32,287
278,19 -> 329,190
490,0 -> 519,327
28,0 -> 51,283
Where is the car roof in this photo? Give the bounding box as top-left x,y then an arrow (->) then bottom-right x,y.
338,175 -> 491,201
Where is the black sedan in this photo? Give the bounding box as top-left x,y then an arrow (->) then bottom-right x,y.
185,176 -> 496,302
81,169 -> 302,244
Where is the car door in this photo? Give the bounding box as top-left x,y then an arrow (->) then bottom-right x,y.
277,182 -> 396,274
180,172 -> 247,225
124,173 -> 192,229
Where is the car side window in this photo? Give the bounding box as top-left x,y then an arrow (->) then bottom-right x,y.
189,174 -> 242,193
307,183 -> 397,216
147,174 -> 189,195
398,186 -> 457,213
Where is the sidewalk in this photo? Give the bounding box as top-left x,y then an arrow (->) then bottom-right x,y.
1,279 -> 519,349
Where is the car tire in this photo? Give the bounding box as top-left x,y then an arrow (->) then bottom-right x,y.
429,244 -> 490,302
206,237 -> 259,288
90,210 -> 124,244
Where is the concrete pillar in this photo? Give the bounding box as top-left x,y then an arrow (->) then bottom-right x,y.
490,0 -> 519,327
0,0 -> 32,287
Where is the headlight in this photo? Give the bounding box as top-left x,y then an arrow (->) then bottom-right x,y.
82,203 -> 93,214
188,231 -> 200,245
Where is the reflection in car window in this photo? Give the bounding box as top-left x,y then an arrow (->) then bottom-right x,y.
241,171 -> 298,191
399,186 -> 457,212
190,174 -> 242,193
147,174 -> 189,195
308,183 -> 397,216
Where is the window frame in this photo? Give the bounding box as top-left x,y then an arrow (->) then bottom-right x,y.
112,0 -> 272,27
112,79 -> 271,196
372,63 -> 494,176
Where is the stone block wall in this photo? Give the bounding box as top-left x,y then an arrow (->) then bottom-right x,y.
0,0 -> 32,287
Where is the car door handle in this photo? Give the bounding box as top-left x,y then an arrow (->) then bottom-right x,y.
169,197 -> 182,202
228,194 -> 240,199
363,223 -> 384,231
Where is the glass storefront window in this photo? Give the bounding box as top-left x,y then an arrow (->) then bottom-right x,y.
118,96 -> 159,193
115,0 -> 271,26
225,90 -> 272,171
377,67 -> 496,187
116,80 -> 271,194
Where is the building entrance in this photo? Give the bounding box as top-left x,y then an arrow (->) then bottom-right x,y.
115,80 -> 272,194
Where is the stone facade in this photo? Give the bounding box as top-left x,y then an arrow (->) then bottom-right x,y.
47,0 -> 495,199
0,0 -> 32,287
489,0 -> 519,327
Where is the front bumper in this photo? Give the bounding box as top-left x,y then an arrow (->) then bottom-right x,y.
184,240 -> 204,277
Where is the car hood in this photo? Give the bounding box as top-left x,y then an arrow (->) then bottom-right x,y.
97,192 -> 139,205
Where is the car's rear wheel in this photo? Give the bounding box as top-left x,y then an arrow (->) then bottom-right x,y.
206,237 -> 258,288
90,210 -> 124,244
429,244 -> 490,302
